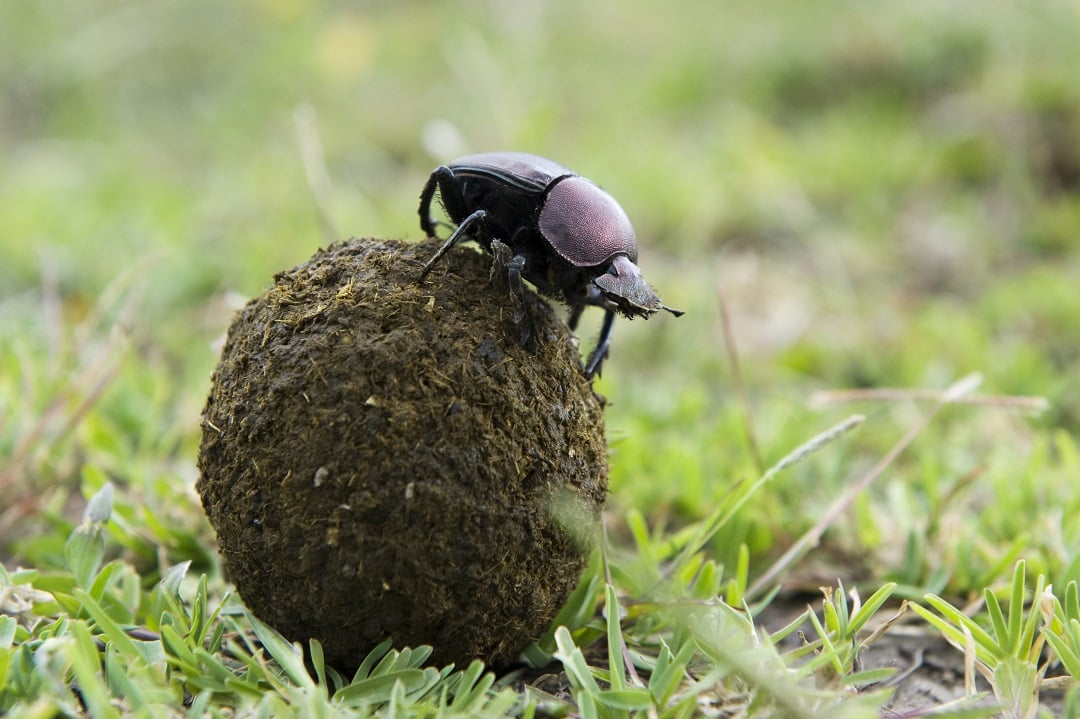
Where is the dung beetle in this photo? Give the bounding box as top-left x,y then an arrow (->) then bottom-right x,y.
417,151 -> 682,378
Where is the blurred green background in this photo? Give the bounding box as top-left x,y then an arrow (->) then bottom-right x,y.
2,1 -> 1078,593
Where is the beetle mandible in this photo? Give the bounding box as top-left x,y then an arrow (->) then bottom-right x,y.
417,151 -> 682,378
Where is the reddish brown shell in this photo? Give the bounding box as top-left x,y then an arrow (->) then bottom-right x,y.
539,177 -> 638,267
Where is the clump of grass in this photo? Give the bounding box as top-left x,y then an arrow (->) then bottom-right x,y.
2,372 -> 1074,717
914,559 -> 1080,718
4,379 -> 948,718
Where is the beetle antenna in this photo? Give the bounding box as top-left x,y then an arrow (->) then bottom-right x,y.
662,304 -> 685,317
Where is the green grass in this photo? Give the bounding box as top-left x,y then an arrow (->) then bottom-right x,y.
3,1 -> 1080,716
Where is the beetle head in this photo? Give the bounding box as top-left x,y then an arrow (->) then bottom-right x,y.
593,255 -> 684,320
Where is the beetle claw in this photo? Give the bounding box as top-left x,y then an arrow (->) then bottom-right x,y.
508,293 -> 538,350
583,309 -> 616,379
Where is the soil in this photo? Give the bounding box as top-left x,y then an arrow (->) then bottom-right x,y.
761,597 -> 997,715
756,591 -> 1069,716
513,593 -> 1070,716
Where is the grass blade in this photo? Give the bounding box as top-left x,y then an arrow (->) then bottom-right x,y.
605,584 -> 626,691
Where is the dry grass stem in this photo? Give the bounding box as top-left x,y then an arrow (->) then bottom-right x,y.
811,387 -> 1048,413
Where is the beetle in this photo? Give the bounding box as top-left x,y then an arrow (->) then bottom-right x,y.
417,151 -> 682,378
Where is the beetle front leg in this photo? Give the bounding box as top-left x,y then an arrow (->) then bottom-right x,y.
568,280 -> 610,329
567,304 -> 584,331
583,309 -> 615,379
419,210 -> 486,280
507,253 -> 537,348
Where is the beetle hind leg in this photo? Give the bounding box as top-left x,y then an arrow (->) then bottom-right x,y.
418,165 -> 458,238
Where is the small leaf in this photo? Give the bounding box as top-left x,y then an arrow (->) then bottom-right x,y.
1019,573 -> 1048,663
725,543 -> 749,606
310,639 -> 328,691
577,687 -> 600,719
991,656 -> 1038,719
595,687 -> 655,710
87,560 -> 124,602
69,620 -> 121,719
395,645 -> 433,669
105,647 -> 149,710
918,594 -> 1002,662
843,666 -> 897,687
334,670 -> 427,704
1066,582 -> 1080,624
161,624 -> 199,672
247,612 -> 313,688
0,616 -> 16,647
554,626 -> 601,695
834,580 -> 851,635
160,561 -> 192,598
847,582 -> 896,637
65,524 -> 105,589
1006,560 -> 1026,656
84,482 -> 115,523
822,588 -> 841,635
195,646 -> 250,688
648,638 -> 694,706
353,638 -> 393,681
449,660 -> 494,711
73,588 -> 140,658
1043,628 -> 1080,680
0,617 -> 14,688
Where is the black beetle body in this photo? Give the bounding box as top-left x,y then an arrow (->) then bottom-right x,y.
418,152 -> 682,378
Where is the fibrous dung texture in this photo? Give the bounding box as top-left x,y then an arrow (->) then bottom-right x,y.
197,237 -> 608,668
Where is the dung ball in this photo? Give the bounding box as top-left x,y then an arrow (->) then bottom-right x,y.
196,237 -> 608,669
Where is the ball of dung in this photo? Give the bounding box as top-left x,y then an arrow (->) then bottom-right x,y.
196,237 -> 607,669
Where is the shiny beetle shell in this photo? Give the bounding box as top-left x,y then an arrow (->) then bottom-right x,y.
539,177 -> 638,267
418,151 -> 682,377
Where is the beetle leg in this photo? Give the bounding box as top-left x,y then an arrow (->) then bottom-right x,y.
417,168 -> 442,237
567,304 -> 584,331
583,309 -> 616,379
419,209 -> 486,280
507,253 -> 536,348
418,165 -> 460,237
